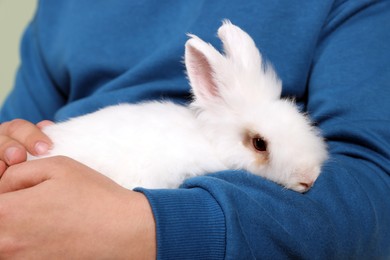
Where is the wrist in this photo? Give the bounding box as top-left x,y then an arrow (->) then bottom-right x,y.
123,191 -> 156,259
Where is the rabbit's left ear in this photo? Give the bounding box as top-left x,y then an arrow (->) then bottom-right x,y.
185,34 -> 224,104
218,20 -> 282,100
218,20 -> 262,74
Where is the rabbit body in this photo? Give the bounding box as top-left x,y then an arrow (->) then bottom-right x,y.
31,21 -> 328,192
37,102 -> 226,189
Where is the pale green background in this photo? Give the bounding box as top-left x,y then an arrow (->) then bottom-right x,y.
0,0 -> 37,105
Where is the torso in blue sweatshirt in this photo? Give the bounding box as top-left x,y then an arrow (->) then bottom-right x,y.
1,0 -> 389,259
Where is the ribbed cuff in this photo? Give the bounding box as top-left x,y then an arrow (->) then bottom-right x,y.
135,187 -> 226,260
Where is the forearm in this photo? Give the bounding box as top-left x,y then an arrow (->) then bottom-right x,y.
139,160 -> 389,259
0,157 -> 157,259
118,191 -> 156,260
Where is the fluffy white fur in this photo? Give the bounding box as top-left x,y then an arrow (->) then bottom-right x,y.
31,20 -> 328,193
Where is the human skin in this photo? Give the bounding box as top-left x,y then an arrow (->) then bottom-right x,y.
0,121 -> 156,259
0,119 -> 53,173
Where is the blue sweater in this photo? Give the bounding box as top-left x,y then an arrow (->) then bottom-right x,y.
1,0 -> 389,258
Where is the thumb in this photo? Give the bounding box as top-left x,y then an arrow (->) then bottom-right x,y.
0,159 -> 53,194
36,120 -> 55,129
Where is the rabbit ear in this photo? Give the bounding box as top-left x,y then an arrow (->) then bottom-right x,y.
218,20 -> 282,100
185,34 -> 224,103
218,20 -> 262,72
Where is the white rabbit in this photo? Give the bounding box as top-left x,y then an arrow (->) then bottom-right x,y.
31,20 -> 328,193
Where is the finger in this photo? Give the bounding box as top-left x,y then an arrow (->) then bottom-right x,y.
36,120 -> 54,129
0,135 -> 27,165
0,158 -> 55,194
0,119 -> 53,156
0,160 -> 7,178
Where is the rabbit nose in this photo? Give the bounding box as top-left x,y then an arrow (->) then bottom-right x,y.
298,180 -> 314,192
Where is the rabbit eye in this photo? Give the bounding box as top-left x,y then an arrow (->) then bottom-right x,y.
252,137 -> 267,152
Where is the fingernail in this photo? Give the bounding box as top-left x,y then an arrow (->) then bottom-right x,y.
5,147 -> 20,164
34,141 -> 50,155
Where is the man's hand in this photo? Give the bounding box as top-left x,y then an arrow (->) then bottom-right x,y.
0,119 -> 53,176
0,156 -> 156,259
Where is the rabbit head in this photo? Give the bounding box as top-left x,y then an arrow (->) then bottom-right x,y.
185,20 -> 328,193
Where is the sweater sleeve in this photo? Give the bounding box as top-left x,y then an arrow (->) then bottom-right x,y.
137,1 -> 390,259
0,15 -> 66,123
